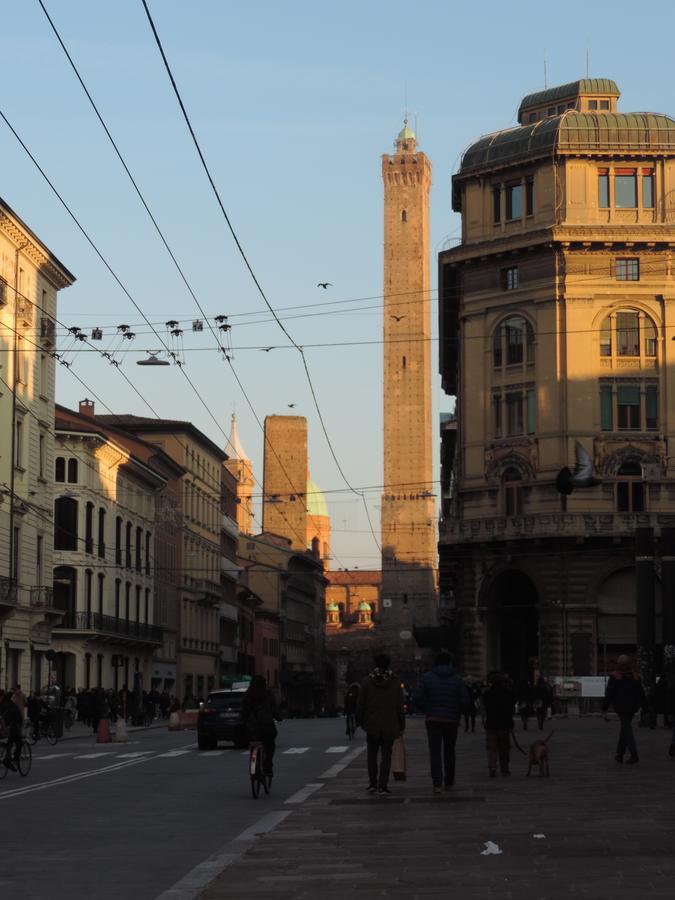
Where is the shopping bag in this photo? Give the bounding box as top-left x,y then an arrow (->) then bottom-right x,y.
392,735 -> 406,781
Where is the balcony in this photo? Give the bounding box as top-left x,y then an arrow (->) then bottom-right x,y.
29,587 -> 62,618
55,612 -> 162,645
440,511 -> 663,544
0,576 -> 18,616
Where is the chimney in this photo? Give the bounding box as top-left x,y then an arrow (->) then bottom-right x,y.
79,398 -> 95,417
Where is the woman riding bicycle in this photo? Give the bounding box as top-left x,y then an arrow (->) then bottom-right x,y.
241,676 -> 280,777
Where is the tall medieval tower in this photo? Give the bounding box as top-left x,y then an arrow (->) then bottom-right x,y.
380,121 -> 437,630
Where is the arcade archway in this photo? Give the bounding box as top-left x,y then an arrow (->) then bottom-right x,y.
484,570 -> 539,683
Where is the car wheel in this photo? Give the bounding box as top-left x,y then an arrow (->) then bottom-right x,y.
197,735 -> 211,751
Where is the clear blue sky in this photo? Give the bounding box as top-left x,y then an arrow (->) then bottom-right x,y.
3,0 -> 674,567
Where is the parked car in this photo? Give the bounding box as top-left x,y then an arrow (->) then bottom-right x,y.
197,689 -> 248,750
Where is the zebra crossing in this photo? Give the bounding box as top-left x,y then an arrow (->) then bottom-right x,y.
32,745 -> 353,762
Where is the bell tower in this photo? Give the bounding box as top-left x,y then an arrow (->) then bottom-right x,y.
380,120 -> 437,629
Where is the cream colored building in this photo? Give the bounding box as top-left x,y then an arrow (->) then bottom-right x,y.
0,198 -> 74,692
51,405 -> 164,689
98,416 -> 226,701
439,79 -> 675,680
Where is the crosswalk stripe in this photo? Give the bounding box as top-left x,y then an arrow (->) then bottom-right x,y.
325,746 -> 349,753
74,753 -> 117,759
156,750 -> 192,758
115,751 -> 154,758
283,747 -> 309,754
33,753 -> 73,760
201,751 -> 225,757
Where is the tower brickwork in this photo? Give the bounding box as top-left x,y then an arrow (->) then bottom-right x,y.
380,123 -> 437,628
262,416 -> 308,552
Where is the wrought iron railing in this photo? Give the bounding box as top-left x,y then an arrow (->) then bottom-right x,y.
57,611 -> 162,643
0,576 -> 18,606
30,586 -> 57,610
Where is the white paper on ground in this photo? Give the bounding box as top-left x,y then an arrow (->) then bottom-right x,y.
533,834 -> 546,839
480,841 -> 503,856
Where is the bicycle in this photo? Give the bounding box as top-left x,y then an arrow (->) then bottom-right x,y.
0,738 -> 32,779
26,715 -> 58,746
249,741 -> 271,799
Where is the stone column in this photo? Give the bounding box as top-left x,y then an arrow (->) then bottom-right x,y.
635,526 -> 655,699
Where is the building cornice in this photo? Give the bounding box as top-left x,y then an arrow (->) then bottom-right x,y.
0,201 -> 75,290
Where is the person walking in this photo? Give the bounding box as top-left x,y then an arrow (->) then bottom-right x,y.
414,651 -> 469,793
357,653 -> 405,796
603,655 -> 646,764
533,676 -> 553,730
0,689 -> 23,771
482,672 -> 516,777
463,680 -> 480,733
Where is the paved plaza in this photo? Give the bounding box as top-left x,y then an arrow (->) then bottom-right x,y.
202,715 -> 675,900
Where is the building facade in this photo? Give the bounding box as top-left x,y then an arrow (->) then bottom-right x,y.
439,79 -> 675,682
51,405 -> 164,690
97,416 -> 228,701
238,531 -> 326,714
0,198 -> 75,692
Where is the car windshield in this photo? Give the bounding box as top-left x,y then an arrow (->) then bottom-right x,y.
207,693 -> 244,711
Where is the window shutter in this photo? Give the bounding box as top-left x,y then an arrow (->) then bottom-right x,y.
600,386 -> 613,430
617,385 -> 640,405
526,389 -> 536,434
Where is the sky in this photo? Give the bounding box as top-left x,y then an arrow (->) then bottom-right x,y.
2,0 -> 675,569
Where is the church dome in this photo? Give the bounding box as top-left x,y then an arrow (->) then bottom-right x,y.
307,477 -> 329,519
327,601 -> 340,611
358,601 -> 372,612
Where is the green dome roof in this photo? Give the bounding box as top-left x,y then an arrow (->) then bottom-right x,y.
459,112 -> 675,175
327,601 -> 340,611
307,477 -> 329,519
358,601 -> 372,612
398,119 -> 416,142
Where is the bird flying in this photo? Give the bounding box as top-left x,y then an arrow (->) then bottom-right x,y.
288,403 -> 296,408
259,347 -> 274,352
556,441 -> 601,494
391,314 -> 407,321
317,282 -> 332,289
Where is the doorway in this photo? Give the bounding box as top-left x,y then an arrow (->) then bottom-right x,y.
485,570 -> 539,684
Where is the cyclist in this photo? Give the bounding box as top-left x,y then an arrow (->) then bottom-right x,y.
242,676 -> 280,778
0,689 -> 23,771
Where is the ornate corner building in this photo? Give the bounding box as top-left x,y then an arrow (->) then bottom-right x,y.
439,79 -> 675,681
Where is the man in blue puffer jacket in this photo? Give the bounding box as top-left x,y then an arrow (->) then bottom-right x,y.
414,651 -> 470,793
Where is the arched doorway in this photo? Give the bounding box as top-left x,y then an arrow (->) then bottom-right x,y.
484,570 -> 539,683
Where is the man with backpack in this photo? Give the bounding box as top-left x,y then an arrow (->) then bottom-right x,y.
357,654 -> 405,796
603,655 -> 646,764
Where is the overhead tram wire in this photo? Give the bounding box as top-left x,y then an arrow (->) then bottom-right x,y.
0,109 -> 311,552
140,0 -> 381,553
35,4 -> 343,565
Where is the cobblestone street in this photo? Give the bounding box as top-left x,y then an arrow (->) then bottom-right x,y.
202,715 -> 675,900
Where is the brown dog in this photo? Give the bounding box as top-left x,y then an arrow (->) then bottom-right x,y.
526,730 -> 554,777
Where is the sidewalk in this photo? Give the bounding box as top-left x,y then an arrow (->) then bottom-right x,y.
202,716 -> 675,900
54,718 -> 168,742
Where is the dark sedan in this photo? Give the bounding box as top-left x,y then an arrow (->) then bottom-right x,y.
197,689 -> 248,750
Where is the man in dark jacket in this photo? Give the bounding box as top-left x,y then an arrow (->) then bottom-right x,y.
357,653 -> 405,796
482,672 -> 516,776
0,689 -> 23,771
603,655 -> 646,764
414,651 -> 470,792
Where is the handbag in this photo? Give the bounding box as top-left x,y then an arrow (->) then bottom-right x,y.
391,735 -> 407,781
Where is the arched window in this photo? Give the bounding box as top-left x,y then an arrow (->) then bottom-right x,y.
616,462 -> 645,512
54,497 -> 78,551
85,502 -> 94,554
67,458 -> 78,483
503,467 -> 523,515
55,457 -> 65,482
493,316 -> 534,368
599,309 -> 658,360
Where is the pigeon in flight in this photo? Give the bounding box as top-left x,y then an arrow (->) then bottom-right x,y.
288,403 -> 296,408
556,441 -> 601,494
317,282 -> 332,289
259,347 -> 274,352
391,314 -> 407,322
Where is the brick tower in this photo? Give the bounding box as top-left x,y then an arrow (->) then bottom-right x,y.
262,415 -> 308,552
380,121 -> 437,633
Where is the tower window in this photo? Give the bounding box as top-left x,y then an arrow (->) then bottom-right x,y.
401,210 -> 407,222
402,356 -> 406,369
